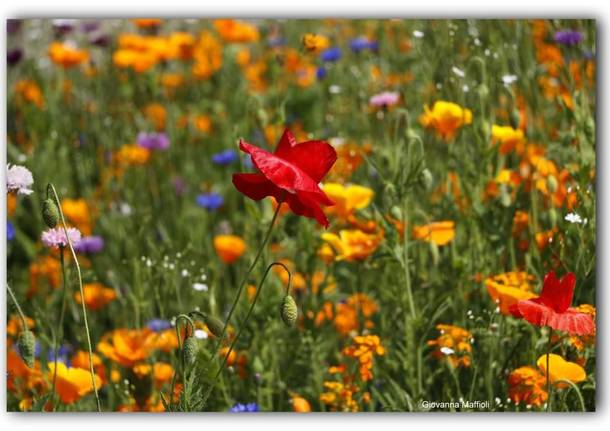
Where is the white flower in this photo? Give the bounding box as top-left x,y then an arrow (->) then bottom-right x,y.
413,30 -> 424,38
440,346 -> 455,356
502,74 -> 518,86
452,66 -> 465,78
7,164 -> 34,195
194,329 -> 208,339
192,283 -> 208,292
329,85 -> 341,94
565,213 -> 583,224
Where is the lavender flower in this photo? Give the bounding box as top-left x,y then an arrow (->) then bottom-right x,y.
7,221 -> 15,242
172,176 -> 187,196
369,91 -> 400,108
196,192 -> 224,210
73,235 -> 104,254
212,149 -> 238,165
41,227 -> 82,249
553,30 -> 583,46
229,403 -> 259,412
146,318 -> 172,332
137,132 -> 170,151
350,37 -> 378,53
7,164 -> 34,195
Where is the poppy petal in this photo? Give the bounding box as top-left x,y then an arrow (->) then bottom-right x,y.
278,140 -> 338,183
539,271 -> 575,313
516,300 -> 595,335
274,128 -> 298,155
232,173 -> 283,201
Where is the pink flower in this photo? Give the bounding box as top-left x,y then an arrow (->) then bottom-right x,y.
369,91 -> 400,108
7,164 -> 34,195
41,227 -> 82,249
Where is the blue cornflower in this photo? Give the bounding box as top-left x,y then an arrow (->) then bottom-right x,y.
350,36 -> 378,53
48,344 -> 72,366
212,149 -> 238,165
316,67 -> 328,80
7,221 -> 15,241
229,402 -> 259,412
146,318 -> 172,332
320,47 -> 342,62
196,192 -> 224,210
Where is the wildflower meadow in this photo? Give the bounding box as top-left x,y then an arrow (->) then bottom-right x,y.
5,18 -> 597,413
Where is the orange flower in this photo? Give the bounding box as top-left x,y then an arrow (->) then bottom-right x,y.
507,366 -> 548,407
132,19 -> 162,28
153,362 -> 174,388
48,42 -> 89,68
74,283 -> 117,311
71,351 -> 107,384
485,271 -> 537,315
97,328 -> 155,368
194,115 -> 212,133
28,255 -> 61,296
114,144 -> 151,167
419,101 -> 472,140
192,31 -> 223,80
342,335 -> 385,381
144,103 -> 167,131
535,228 -> 558,251
320,380 -> 359,412
149,329 -> 179,352
61,198 -> 93,236
291,395 -> 312,413
322,183 -> 374,220
14,79 -> 45,109
214,235 -> 246,264
302,33 -> 330,52
7,314 -> 34,337
427,324 -> 473,368
412,221 -> 455,246
48,362 -> 102,404
492,125 -> 525,154
315,293 -> 378,336
213,19 -> 259,43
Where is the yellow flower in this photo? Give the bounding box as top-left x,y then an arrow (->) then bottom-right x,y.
291,395 -> 312,413
214,235 -> 247,264
321,229 -> 382,261
342,335 -> 385,381
537,354 -> 587,388
419,101 -> 472,140
192,31 -> 223,80
61,198 -> 93,235
412,221 -> 455,246
491,125 -> 525,154
302,33 -> 330,52
485,271 -> 537,315
213,19 -> 259,43
322,183 -> 374,219
97,328 -> 155,368
114,144 -> 151,166
47,362 -> 102,404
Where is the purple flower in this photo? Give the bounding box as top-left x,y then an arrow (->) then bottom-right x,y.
48,344 -> 72,365
350,37 -> 378,53
80,21 -> 100,33
553,30 -> 583,46
212,149 -> 238,165
73,235 -> 104,254
172,176 -> 187,196
316,67 -> 327,80
52,19 -> 76,35
320,47 -> 342,62
229,403 -> 259,412
267,37 -> 286,48
7,19 -> 22,35
7,164 -> 34,195
137,132 -> 170,151
146,318 -> 172,332
90,32 -> 111,47
369,91 -> 400,108
41,227 -> 82,249
7,221 -> 16,242
196,192 -> 224,210
7,48 -> 23,66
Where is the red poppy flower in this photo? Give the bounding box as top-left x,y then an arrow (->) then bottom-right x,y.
509,271 -> 595,335
232,129 -> 337,227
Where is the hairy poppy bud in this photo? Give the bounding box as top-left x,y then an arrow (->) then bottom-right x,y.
42,198 -> 59,228
183,336 -> 199,365
280,295 -> 298,327
390,206 -> 403,221
547,175 -> 558,194
204,314 -> 225,339
18,330 -> 36,368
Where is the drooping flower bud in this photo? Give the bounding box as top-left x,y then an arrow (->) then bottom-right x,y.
18,330 -> 36,368
42,198 -> 59,228
204,314 -> 225,339
280,295 -> 297,327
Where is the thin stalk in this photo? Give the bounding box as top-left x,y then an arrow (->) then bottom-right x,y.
546,327 -> 553,412
401,197 -> 416,318
201,262 -> 291,408
171,314 -> 194,411
6,284 -> 28,334
51,246 -> 69,407
47,183 -> 101,412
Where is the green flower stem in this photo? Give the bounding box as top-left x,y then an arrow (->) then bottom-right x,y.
170,314 -> 194,411
546,327 -> 553,412
6,284 -> 30,335
201,261 -> 291,408
47,183 -> 101,412
51,246 -> 69,408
